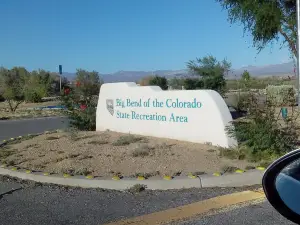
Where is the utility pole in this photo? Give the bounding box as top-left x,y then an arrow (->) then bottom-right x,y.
297,0 -> 300,107
59,65 -> 62,92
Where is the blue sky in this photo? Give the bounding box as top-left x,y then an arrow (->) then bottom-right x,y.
0,0 -> 292,74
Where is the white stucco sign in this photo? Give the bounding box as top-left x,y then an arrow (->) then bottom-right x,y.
96,82 -> 237,148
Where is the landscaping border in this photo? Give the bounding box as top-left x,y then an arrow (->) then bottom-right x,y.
0,131 -> 265,190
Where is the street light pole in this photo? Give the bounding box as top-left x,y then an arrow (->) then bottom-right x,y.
59,65 -> 62,93
297,0 -> 300,107
60,76 -> 62,93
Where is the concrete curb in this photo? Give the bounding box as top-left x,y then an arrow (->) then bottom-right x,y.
201,170 -> 264,188
0,167 -> 264,190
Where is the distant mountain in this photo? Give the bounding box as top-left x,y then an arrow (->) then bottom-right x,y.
62,61 -> 296,83
101,70 -> 189,83
232,61 -> 295,78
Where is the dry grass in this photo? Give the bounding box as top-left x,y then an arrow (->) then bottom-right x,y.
2,131 -> 255,177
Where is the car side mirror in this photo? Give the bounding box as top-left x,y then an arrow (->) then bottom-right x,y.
263,149 -> 300,225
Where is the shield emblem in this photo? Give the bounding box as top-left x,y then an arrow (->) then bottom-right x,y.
106,99 -> 114,116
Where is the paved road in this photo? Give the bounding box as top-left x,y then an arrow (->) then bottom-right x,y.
0,117 -> 69,141
178,201 -> 295,225
0,177 -> 295,225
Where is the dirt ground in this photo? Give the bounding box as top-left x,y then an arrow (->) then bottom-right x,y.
0,101 -> 63,119
1,131 -> 256,177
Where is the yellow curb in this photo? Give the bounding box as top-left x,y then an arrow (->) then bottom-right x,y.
86,175 -> 94,179
25,170 -> 31,174
188,174 -> 197,179
235,169 -> 244,174
112,176 -> 121,180
163,176 -> 172,180
43,172 -> 50,176
11,167 -> 18,171
256,167 -> 266,171
63,173 -> 71,178
213,172 -> 221,176
137,176 -> 145,180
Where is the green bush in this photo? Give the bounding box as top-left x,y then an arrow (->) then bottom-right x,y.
226,92 -> 299,162
61,88 -> 97,131
266,85 -> 296,107
24,86 -> 47,103
61,69 -> 102,131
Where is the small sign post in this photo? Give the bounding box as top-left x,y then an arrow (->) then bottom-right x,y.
281,107 -> 288,120
59,65 -> 62,92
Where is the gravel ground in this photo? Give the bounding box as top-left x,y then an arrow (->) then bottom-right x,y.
2,130 -> 254,177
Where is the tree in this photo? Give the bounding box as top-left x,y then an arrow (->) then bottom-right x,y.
148,75 -> 168,90
75,69 -> 103,96
217,0 -> 297,56
241,70 -> 252,89
241,70 -> 251,82
183,78 -> 203,90
0,67 -> 28,112
187,55 -> 230,95
24,69 -> 54,102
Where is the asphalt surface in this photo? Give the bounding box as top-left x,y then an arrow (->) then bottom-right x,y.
0,177 -> 267,225
0,117 -> 69,140
178,201 -> 295,225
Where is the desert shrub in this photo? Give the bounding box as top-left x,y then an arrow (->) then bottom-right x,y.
112,135 -> 144,146
227,92 -> 253,112
235,93 -> 251,112
74,167 -> 91,176
128,184 -> 147,193
131,144 -> 154,157
148,75 -> 168,90
226,92 -> 300,162
266,85 -> 296,107
221,166 -> 239,174
88,140 -> 109,145
67,105 -> 97,131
